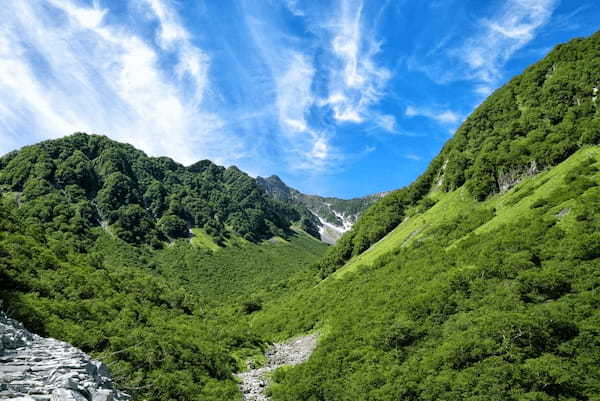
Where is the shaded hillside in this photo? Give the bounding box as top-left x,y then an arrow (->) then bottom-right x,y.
318,31 -> 600,276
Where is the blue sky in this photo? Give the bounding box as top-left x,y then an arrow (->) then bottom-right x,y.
0,0 -> 598,198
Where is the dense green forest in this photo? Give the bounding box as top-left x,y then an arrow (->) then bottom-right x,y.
0,133 -> 319,246
1,30 -> 599,401
0,193 -> 326,400
317,31 -> 600,277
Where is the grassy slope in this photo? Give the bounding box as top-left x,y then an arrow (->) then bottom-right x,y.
253,146 -> 600,400
153,229 -> 328,302
332,146 -> 599,280
92,226 -> 327,305
190,228 -> 223,251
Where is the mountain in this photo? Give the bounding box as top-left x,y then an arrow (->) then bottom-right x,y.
316,30 -> 600,277
1,30 -> 600,401
256,175 -> 383,244
0,133 -> 317,247
0,134 -> 328,401
249,31 -> 600,400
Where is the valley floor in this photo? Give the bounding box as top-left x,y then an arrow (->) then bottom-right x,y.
236,334 -> 317,401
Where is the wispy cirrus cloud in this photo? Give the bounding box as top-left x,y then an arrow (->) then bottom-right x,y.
241,4 -> 339,173
410,0 -> 558,93
452,0 -> 558,84
405,105 -> 461,125
140,0 -> 209,102
403,153 -> 423,161
256,0 -> 394,171
323,0 -> 391,124
0,0 -> 238,165
275,52 -> 334,170
373,114 -> 397,133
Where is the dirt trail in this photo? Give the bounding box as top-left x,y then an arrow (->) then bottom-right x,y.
236,334 -> 317,401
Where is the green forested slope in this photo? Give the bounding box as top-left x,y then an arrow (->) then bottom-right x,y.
254,146 -> 600,400
0,133 -> 313,246
318,31 -> 600,277
0,193 -> 326,400
0,134 -> 328,400
247,31 -> 600,400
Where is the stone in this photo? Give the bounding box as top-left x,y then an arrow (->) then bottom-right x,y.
235,334 -> 317,401
51,389 -> 87,401
92,389 -> 114,401
0,311 -> 129,401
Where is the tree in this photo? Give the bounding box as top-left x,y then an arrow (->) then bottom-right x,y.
113,204 -> 156,244
158,215 -> 189,239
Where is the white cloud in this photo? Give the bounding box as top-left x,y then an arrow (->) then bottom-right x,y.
235,0 -> 393,173
451,0 -> 558,84
141,0 -> 209,102
143,0 -> 188,45
403,153 -> 423,161
283,0 -> 305,17
0,0 -> 239,165
276,53 -> 315,135
324,0 -> 391,124
474,85 -> 494,97
275,53 -> 336,169
242,7 -> 341,173
405,105 -> 461,125
374,114 -> 397,132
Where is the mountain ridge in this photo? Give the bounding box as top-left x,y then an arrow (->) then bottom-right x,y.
0,133 -> 324,247
256,174 -> 383,244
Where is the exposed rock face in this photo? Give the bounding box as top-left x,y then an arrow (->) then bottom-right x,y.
256,175 -> 382,244
236,334 -> 317,401
315,214 -> 351,245
496,160 -> 539,193
0,312 -> 128,401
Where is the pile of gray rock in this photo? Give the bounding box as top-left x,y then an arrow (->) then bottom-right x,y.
236,334 -> 317,401
0,312 -> 128,401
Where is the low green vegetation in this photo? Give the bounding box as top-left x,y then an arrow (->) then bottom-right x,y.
154,229 -> 327,302
253,146 -> 600,400
0,178 -> 326,400
318,31 -> 600,277
332,146 -> 599,280
190,228 -> 223,251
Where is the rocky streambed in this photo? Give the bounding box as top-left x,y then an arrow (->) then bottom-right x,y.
0,312 -> 128,401
236,334 -> 317,401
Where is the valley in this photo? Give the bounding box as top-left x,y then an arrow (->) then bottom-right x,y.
1,27 -> 599,401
